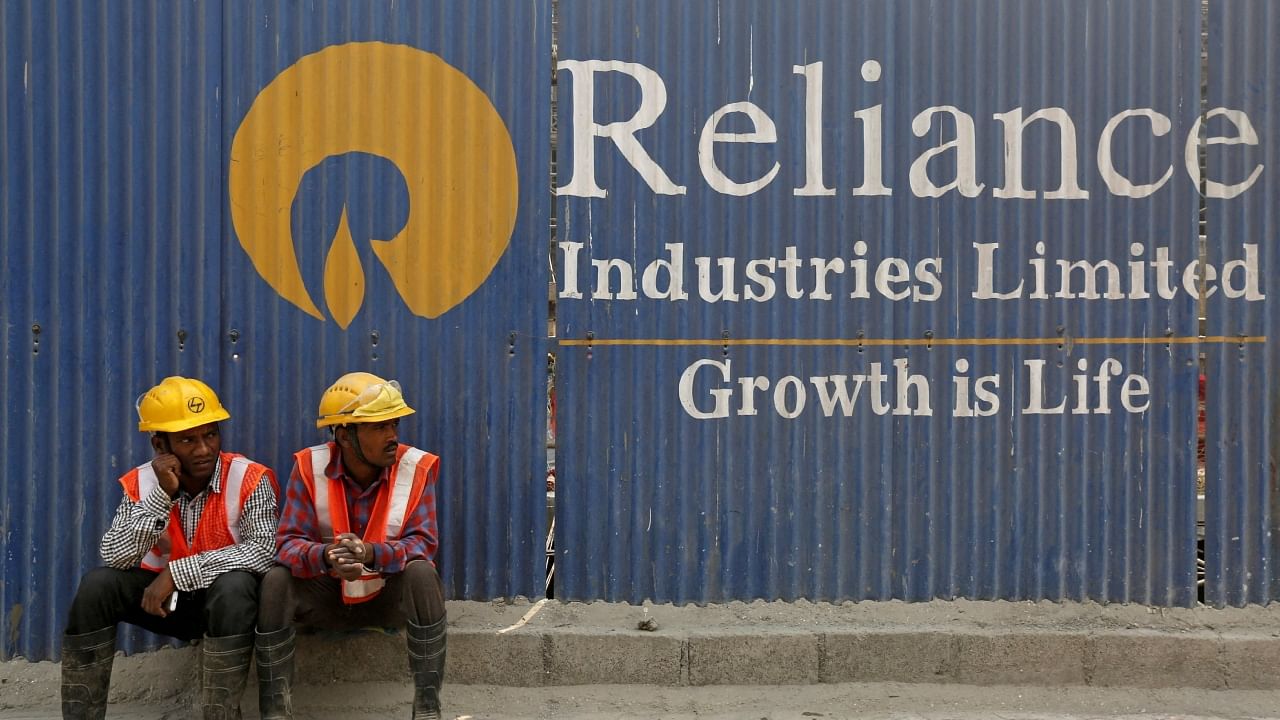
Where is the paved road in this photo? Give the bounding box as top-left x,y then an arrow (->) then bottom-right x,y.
5,682 -> 1280,719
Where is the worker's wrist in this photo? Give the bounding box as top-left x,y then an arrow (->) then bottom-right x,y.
141,486 -> 175,519
308,543 -> 330,573
365,543 -> 383,570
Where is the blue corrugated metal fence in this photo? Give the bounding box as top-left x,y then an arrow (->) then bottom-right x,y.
1203,0 -> 1279,607
1,0 -> 549,661
3,0 -> 1279,665
553,0 -> 1207,606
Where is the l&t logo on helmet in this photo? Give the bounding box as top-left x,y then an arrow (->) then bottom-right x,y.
187,397 -> 206,413
228,42 -> 519,329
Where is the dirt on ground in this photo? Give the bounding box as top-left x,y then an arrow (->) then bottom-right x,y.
4,682 -> 1280,719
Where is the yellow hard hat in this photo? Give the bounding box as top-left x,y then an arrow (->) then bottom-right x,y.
136,376 -> 230,433
316,371 -> 415,428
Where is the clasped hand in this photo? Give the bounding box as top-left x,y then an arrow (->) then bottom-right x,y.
325,532 -> 372,581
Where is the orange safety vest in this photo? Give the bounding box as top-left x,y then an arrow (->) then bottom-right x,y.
119,452 -> 270,572
295,442 -> 437,604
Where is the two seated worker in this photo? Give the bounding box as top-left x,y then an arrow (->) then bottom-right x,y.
60,373 -> 447,720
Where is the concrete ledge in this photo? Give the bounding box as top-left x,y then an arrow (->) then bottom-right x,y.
953,631 -> 1088,686
295,630 -> 407,683
7,598 -> 1280,710
449,630 -> 545,686
823,630 -> 952,683
688,633 -> 819,686
1220,634 -> 1280,690
549,631 -> 683,685
1089,632 -> 1225,689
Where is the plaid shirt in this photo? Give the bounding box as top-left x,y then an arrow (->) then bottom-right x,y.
99,456 -> 279,591
275,443 -> 438,578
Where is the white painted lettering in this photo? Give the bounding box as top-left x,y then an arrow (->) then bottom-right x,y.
698,102 -> 781,196
993,107 -> 1089,200
557,60 -> 686,197
910,106 -> 985,198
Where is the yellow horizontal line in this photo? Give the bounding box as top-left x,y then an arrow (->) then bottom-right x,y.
559,336 -> 1267,348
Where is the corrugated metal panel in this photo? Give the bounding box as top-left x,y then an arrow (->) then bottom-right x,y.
1203,0 -> 1278,607
1,0 -> 226,662
2,0 -> 549,661
555,0 -> 1201,605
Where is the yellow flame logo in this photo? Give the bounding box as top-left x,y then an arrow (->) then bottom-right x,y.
229,42 -> 519,328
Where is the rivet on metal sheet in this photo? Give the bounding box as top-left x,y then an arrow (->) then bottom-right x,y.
857,330 -> 864,353
924,330 -> 934,350
30,323 -> 40,354
228,329 -> 240,344
509,331 -> 517,356
370,330 -> 380,347
176,329 -> 187,351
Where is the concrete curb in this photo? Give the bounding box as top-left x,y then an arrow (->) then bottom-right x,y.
440,628 -> 1278,690
6,598 -> 1280,708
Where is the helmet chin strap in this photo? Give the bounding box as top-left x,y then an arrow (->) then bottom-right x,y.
339,425 -> 372,468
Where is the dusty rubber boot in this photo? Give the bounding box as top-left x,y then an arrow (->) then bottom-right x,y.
201,633 -> 253,720
406,616 -> 447,720
254,627 -> 295,720
61,626 -> 116,720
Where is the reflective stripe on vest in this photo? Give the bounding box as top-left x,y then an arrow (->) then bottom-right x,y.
220,457 -> 252,540
136,456 -> 252,571
303,444 -> 423,544
299,443 -> 429,603
135,464 -> 167,571
340,448 -> 425,602
385,447 -> 426,540
307,444 -> 333,540
341,570 -> 387,601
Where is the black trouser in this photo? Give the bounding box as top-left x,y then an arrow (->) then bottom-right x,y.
257,560 -> 445,633
66,567 -> 259,639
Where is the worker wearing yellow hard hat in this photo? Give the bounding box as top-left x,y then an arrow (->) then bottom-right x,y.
135,375 -> 231,432
314,371 -> 417,428
258,372 -> 446,720
61,376 -> 278,720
